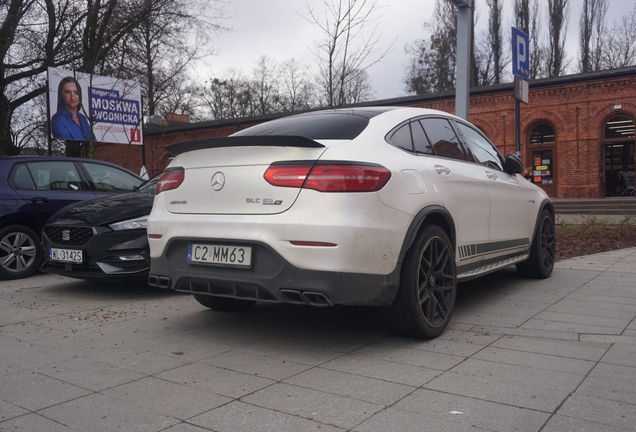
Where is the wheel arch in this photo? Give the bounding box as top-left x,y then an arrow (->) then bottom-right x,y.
0,216 -> 43,240
398,205 -> 456,266
531,199 -> 555,245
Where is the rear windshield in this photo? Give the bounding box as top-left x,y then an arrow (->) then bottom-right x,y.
232,112 -> 374,140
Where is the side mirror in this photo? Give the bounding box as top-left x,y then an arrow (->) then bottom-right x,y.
504,153 -> 524,175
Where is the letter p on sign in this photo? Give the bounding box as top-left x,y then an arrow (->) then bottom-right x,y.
512,27 -> 530,80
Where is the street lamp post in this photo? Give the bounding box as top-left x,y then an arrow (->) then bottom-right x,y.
446,0 -> 472,121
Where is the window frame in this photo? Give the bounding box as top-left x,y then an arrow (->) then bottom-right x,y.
453,120 -> 505,171
385,115 -> 471,162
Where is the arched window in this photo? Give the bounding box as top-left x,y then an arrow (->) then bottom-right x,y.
530,123 -> 555,144
603,115 -> 635,196
604,116 -> 635,139
527,122 -> 557,196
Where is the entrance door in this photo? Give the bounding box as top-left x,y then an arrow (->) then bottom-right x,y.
603,115 -> 635,197
527,123 -> 557,197
604,142 -> 635,196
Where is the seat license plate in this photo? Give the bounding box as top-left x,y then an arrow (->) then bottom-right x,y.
49,248 -> 83,264
187,244 -> 252,268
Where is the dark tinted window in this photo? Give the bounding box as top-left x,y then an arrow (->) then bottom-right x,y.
420,118 -> 466,161
232,112 -> 371,140
9,164 -> 36,190
388,123 -> 413,151
83,162 -> 141,192
456,122 -> 504,170
15,161 -> 84,191
412,121 -> 434,155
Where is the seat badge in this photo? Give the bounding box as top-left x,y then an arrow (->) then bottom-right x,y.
211,172 -> 225,191
62,230 -> 70,242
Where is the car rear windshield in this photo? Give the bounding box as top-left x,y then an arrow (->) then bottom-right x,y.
232,112 -> 378,140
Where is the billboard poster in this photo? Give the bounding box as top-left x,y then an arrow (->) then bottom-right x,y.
48,67 -> 143,145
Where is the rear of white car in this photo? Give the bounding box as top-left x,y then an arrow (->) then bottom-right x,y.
148,109 -> 418,307
148,107 -> 554,338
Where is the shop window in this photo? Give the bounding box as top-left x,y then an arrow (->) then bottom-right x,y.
528,123 -> 555,187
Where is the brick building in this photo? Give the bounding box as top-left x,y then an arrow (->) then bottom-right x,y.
93,66 -> 636,199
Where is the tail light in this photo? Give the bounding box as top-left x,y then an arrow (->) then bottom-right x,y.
157,167 -> 184,194
264,162 -> 391,192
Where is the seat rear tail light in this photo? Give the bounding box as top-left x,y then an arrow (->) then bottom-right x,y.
157,168 -> 184,194
264,163 -> 391,192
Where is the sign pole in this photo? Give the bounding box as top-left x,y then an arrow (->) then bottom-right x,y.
512,27 -> 530,161
515,98 -> 521,157
45,73 -> 52,156
448,0 -> 473,120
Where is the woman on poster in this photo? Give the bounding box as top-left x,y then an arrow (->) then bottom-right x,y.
51,76 -> 93,141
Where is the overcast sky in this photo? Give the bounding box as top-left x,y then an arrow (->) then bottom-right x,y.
198,0 -> 629,101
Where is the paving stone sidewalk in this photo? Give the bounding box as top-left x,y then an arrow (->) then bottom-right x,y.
1,248 -> 635,431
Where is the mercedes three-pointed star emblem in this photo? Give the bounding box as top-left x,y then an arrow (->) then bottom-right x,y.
210,172 -> 225,191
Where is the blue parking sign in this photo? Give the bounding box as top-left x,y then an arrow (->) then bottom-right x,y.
512,27 -> 530,80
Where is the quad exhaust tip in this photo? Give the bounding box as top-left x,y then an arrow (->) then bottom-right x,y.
280,289 -> 333,307
148,275 -> 172,289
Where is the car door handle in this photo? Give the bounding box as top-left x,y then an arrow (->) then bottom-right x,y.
31,197 -> 51,203
485,171 -> 498,180
434,165 -> 451,176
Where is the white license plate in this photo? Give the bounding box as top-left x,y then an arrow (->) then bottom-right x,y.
49,248 -> 83,264
187,244 -> 252,268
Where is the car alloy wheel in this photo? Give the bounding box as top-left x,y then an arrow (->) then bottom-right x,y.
0,225 -> 42,279
517,209 -> 555,279
390,224 -> 457,339
539,212 -> 556,271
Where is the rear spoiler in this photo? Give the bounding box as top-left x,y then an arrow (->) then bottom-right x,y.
165,135 -> 325,156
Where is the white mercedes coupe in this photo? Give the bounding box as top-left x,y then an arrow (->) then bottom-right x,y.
147,107 -> 555,339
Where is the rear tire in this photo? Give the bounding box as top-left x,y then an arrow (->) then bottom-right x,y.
193,294 -> 256,311
389,224 -> 456,339
516,209 -> 555,279
0,225 -> 42,280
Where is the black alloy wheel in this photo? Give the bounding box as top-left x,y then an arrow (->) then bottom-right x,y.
390,224 -> 457,339
517,209 -> 555,279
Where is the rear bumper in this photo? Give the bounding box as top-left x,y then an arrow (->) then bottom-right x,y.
148,237 -> 400,307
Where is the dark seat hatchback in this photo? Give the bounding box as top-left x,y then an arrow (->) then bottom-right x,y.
0,156 -> 143,280
40,175 -> 158,282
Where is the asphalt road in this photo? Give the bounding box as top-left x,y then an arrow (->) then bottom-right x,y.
1,248 -> 635,431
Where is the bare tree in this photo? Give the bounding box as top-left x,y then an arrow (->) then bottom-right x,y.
278,58 -> 315,112
117,0 -> 228,118
579,0 -> 608,73
602,3 -> 636,69
1,0 -> 58,155
199,71 -> 256,120
546,0 -> 570,77
199,58 -> 317,120
250,55 -> 279,115
486,0 -> 504,84
403,0 -> 457,94
1,0 -> 227,156
591,0 -> 609,71
303,0 -> 392,107
0,0 -> 155,156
